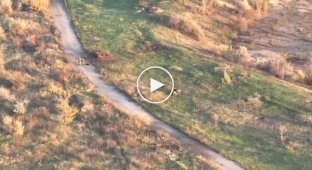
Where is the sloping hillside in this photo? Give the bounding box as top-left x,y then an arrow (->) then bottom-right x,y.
67,0 -> 312,169
0,1 -> 213,169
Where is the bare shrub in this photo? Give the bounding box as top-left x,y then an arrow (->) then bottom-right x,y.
9,18 -> 39,36
56,96 -> 79,125
266,54 -> 293,79
254,0 -> 269,15
0,0 -> 13,15
13,101 -> 26,114
292,69 -> 305,82
201,0 -> 215,12
236,46 -> 252,66
9,71 -> 26,90
164,13 -> 203,40
305,66 -> 312,85
0,87 -> 15,101
10,18 -> 29,36
0,26 -> 6,40
233,94 -> 262,111
278,124 -> 287,144
28,0 -> 50,11
13,119 -> 24,136
2,115 -> 24,136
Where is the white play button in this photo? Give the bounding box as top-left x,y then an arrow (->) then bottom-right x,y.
137,66 -> 174,104
150,78 -> 165,93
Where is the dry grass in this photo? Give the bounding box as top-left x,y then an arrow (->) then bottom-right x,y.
2,115 -> 25,137
0,26 -> 6,41
9,71 -> 27,90
238,17 -> 249,32
305,66 -> 312,85
266,54 -> 294,79
0,0 -> 13,15
10,18 -> 29,36
236,46 -> 252,66
0,87 -> 15,101
164,13 -> 203,40
56,96 -> 79,126
28,0 -> 50,11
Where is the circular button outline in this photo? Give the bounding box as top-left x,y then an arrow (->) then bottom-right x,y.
137,66 -> 174,104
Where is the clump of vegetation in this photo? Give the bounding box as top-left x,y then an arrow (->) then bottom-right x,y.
222,70 -> 232,84
237,0 -> 269,32
0,87 -> 14,101
236,46 -> 252,66
0,26 -> 6,41
164,13 -> 203,40
2,115 -> 25,137
266,54 -> 294,79
21,0 -> 50,11
56,96 -> 79,126
305,66 -> 312,85
278,124 -> 287,145
0,0 -> 13,15
13,101 -> 27,114
10,18 -> 31,36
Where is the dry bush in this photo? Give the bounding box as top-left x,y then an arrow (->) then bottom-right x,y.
292,69 -> 305,82
2,115 -> 25,136
10,18 -> 29,36
0,26 -> 6,41
266,54 -> 293,79
9,71 -> 26,90
254,0 -> 269,15
13,102 -> 26,114
9,18 -> 39,36
201,0 -> 215,12
0,0 -> 13,15
164,13 -> 203,40
28,0 -> 50,11
246,94 -> 262,109
0,87 -> 15,101
236,46 -> 252,66
305,66 -> 312,85
56,96 -> 79,125
57,69 -> 72,84
278,124 -> 287,144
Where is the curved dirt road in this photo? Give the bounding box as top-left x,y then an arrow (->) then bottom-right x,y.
51,0 -> 244,169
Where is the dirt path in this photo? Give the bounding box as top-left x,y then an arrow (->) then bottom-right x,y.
51,0 -> 244,169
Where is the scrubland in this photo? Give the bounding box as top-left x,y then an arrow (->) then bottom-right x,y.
0,0 -> 213,169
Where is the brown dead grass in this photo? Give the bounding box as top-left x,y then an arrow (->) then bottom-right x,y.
164,13 -> 203,40
266,54 -> 294,79
10,18 -> 30,36
28,0 -> 50,11
0,0 -> 13,15
0,26 -> 6,40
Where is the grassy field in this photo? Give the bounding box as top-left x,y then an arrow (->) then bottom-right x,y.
67,0 -> 312,169
0,0 -> 213,169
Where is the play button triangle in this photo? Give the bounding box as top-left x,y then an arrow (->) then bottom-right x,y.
150,78 -> 165,93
